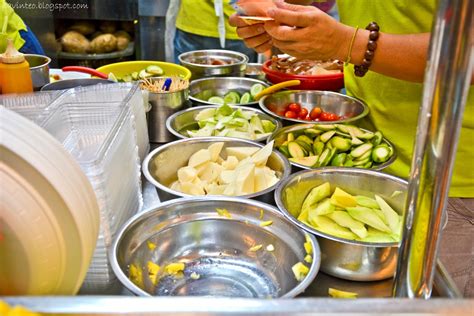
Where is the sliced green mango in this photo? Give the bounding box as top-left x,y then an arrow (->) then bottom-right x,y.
310,215 -> 358,240
290,156 -> 319,167
361,227 -> 398,243
346,206 -> 391,233
355,195 -> 379,209
330,187 -> 357,208
301,182 -> 331,217
375,195 -> 400,233
311,198 -> 335,216
327,210 -> 368,239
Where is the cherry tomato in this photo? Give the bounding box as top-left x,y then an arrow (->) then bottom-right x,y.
326,113 -> 340,121
284,110 -> 298,119
310,107 -> 322,120
320,112 -> 340,121
303,116 -> 312,121
298,108 -> 309,119
287,103 -> 301,113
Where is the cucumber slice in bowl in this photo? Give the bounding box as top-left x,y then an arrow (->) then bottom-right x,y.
250,83 -> 265,98
240,92 -> 252,104
207,96 -> 225,105
223,91 -> 241,104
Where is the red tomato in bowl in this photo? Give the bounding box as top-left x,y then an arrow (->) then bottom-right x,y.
310,107 -> 322,120
320,112 -> 340,121
287,103 -> 301,113
298,108 -> 309,119
284,110 -> 298,119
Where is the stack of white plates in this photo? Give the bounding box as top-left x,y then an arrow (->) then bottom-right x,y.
0,108 -> 100,295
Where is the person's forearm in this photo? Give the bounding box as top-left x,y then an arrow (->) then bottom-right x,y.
336,26 -> 430,82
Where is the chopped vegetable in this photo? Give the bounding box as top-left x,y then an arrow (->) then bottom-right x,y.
164,263 -> 185,275
274,124 -> 394,169
147,261 -> 161,285
190,272 -> 201,280
292,262 -> 309,281
304,254 -> 313,264
328,288 -> 358,298
249,244 -> 263,252
147,241 -> 157,251
259,220 -> 273,227
216,208 -> 232,218
266,244 -> 275,252
129,263 -> 144,288
259,209 -> 264,220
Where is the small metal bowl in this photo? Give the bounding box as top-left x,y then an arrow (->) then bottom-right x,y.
166,105 -> 281,143
275,168 -> 407,281
260,90 -> 369,125
111,197 -> 320,298
179,50 -> 249,79
245,63 -> 266,81
25,54 -> 51,90
142,137 -> 290,204
189,77 -> 269,107
268,123 -> 396,172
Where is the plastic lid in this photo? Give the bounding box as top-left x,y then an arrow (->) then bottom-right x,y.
1,38 -> 25,64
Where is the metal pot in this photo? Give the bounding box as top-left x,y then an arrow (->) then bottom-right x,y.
40,78 -> 114,91
25,54 -> 51,90
146,87 -> 191,143
111,197 -> 321,298
142,137 -> 290,204
275,168 -> 407,281
179,50 -> 248,79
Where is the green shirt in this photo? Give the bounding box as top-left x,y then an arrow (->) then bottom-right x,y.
0,0 -> 27,53
337,0 -> 474,197
176,0 -> 240,40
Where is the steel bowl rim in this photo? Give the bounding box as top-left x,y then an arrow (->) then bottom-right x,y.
142,137 -> 291,200
189,76 -> 269,106
110,196 -> 321,298
259,90 -> 370,125
274,167 -> 407,248
266,123 -> 397,171
179,49 -> 249,69
25,54 -> 51,70
165,104 -> 282,142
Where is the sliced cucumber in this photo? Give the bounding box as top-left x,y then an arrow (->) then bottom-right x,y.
372,131 -> 383,146
297,135 -> 313,145
304,128 -> 323,137
208,96 -> 225,105
288,141 -> 306,158
320,130 -> 336,143
139,69 -> 153,79
146,65 -> 164,76
224,91 -> 241,104
372,145 -> 392,163
287,132 -> 295,142
330,136 -> 352,152
331,153 -> 347,166
351,143 -> 373,158
289,156 -> 319,167
316,124 -> 336,131
250,83 -> 265,98
278,145 -> 291,158
240,92 -> 252,104
313,141 -> 325,155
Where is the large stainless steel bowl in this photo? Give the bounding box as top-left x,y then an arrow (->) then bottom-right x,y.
179,50 -> 249,79
166,105 -> 281,143
275,168 -> 407,281
268,123 -> 396,172
142,137 -> 290,204
260,90 -> 369,125
111,197 -> 320,298
189,77 -> 269,107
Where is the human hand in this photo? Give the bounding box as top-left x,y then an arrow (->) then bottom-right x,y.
234,0 -> 276,17
229,13 -> 273,53
264,1 -> 351,61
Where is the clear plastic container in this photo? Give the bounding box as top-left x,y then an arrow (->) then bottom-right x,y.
48,83 -> 150,161
41,102 -> 143,293
0,91 -> 63,125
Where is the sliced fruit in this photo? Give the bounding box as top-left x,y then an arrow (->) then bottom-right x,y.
330,187 -> 357,208
346,206 -> 392,233
301,182 -> 331,217
328,288 -> 358,298
289,155 -> 319,167
240,92 -> 252,104
292,262 -> 309,281
224,91 -> 241,104
208,96 -> 225,104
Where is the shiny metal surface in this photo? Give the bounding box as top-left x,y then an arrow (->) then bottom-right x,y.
142,137 -> 290,204
166,105 -> 281,143
3,297 -> 472,315
259,90 -> 369,125
245,63 -> 266,81
147,88 -> 191,143
189,77 -> 269,107
268,123 -> 396,172
25,54 -> 51,91
40,79 -> 114,91
275,168 -> 408,281
111,197 -> 320,298
179,50 -> 249,79
394,0 -> 474,298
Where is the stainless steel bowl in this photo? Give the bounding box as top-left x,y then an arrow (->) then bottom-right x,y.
179,50 -> 249,79
25,54 -> 51,90
268,123 -> 396,171
245,63 -> 266,81
40,78 -> 114,91
111,197 -> 320,298
146,86 -> 191,143
142,137 -> 290,204
189,77 -> 269,107
260,90 -> 369,125
275,168 -> 407,281
166,105 -> 281,143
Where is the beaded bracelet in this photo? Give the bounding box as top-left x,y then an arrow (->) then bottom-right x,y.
354,22 -> 380,77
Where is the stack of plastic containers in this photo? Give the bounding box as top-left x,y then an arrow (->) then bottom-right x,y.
2,83 -> 146,293
49,83 -> 150,161
41,102 -> 142,293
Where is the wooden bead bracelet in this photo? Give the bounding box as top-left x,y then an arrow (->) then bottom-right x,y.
354,22 -> 380,77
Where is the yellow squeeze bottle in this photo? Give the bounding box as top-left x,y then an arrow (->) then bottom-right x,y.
0,38 -> 33,94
